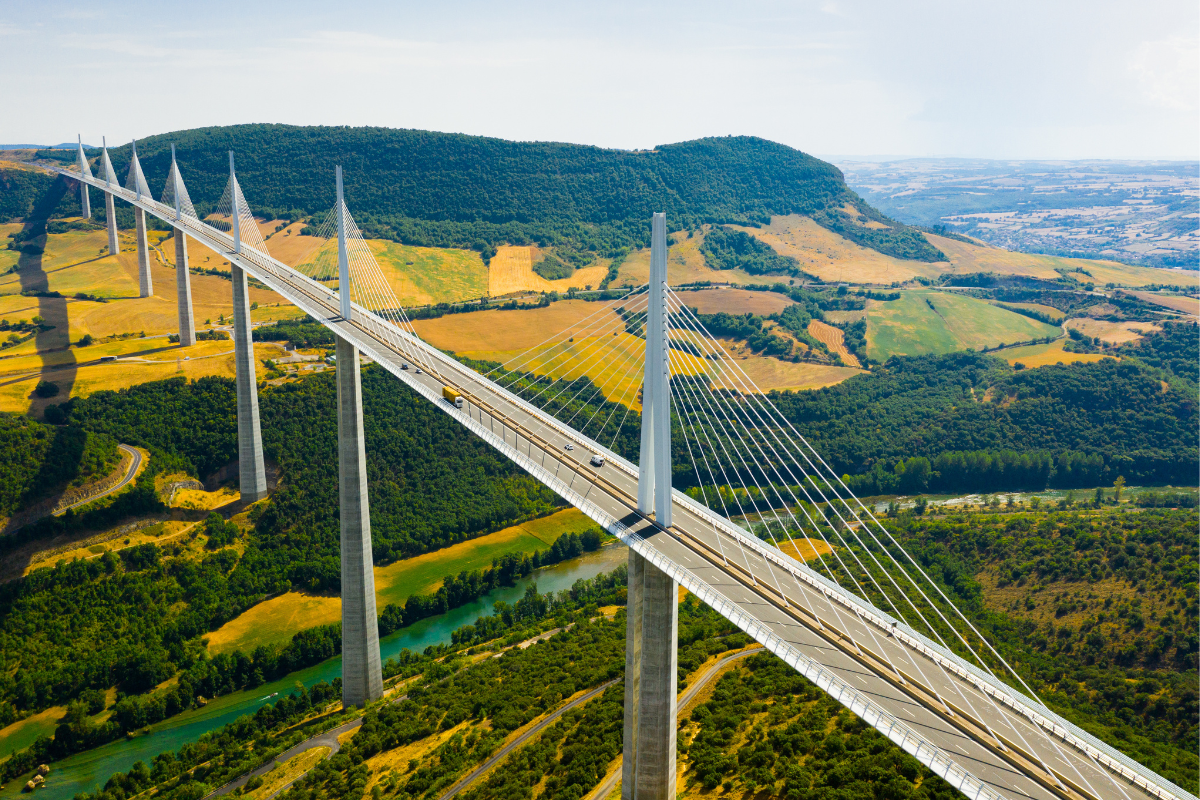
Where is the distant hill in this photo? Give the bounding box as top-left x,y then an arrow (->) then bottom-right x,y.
2,125 -> 941,263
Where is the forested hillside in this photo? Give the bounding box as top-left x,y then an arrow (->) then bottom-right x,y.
0,369 -> 561,727
776,350 -> 1198,486
3,126 -> 941,262
0,415 -> 119,518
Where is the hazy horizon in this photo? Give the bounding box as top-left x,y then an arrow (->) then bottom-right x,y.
3,0 -> 1197,161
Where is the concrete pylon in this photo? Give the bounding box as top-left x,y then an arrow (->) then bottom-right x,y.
170,146 -> 195,347
104,192 -> 118,256
623,213 -> 678,800
336,333 -> 383,707
228,153 -> 268,503
334,166 -> 383,707
134,207 -> 152,297
637,212 -> 672,527
101,138 -> 119,257
76,135 -> 90,219
175,233 -> 195,346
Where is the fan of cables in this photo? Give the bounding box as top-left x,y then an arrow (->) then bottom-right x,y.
476,285 -> 671,456
661,285 -> 1134,798
294,197 -> 440,376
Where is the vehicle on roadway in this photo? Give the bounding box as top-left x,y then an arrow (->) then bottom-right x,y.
564,443 -> 574,451
415,368 -> 422,374
401,363 -> 408,370
442,386 -> 464,408
589,453 -> 605,467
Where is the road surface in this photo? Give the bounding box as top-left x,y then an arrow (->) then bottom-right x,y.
54,444 -> 141,516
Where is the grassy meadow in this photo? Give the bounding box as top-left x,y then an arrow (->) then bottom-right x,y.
865,290 -> 1062,361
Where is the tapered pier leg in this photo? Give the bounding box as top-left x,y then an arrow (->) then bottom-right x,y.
174,231 -> 195,346
231,264 -> 267,501
337,335 -> 383,707
79,183 -> 90,219
105,193 -> 118,256
134,207 -> 152,297
622,551 -> 677,800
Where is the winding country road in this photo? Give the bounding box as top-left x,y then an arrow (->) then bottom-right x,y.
53,444 -> 141,516
438,679 -> 622,800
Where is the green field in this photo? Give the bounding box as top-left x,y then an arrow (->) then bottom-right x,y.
371,240 -> 488,306
866,290 -> 1062,361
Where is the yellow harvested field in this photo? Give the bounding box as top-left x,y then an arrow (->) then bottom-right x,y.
1064,318 -> 1160,344
248,747 -> 331,800
738,215 -> 941,284
1002,339 -> 1111,368
733,357 -> 862,393
487,246 -> 609,296
777,537 -> 833,562
808,319 -> 860,368
488,245 -> 551,295
0,340 -> 287,416
172,485 -> 241,510
1125,290 -> 1199,317
926,233 -> 1188,287
674,287 -> 793,316
413,299 -> 625,353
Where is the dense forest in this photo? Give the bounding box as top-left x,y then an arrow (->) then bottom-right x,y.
699,225 -> 809,277
3,127 -> 942,264
0,414 -> 118,518
892,507 -> 1198,787
776,349 -> 1198,486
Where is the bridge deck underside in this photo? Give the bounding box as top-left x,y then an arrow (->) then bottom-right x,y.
69,171 -> 1171,800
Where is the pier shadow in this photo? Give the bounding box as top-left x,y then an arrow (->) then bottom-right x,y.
15,176 -> 77,419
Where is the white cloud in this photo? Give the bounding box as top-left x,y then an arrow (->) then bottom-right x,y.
1129,36 -> 1200,111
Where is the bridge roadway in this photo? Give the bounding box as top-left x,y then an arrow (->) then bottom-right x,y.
58,167 -> 1184,800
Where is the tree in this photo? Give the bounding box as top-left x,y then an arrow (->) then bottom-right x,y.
1094,486 -> 1105,506
1113,475 -> 1126,503
34,381 -> 59,398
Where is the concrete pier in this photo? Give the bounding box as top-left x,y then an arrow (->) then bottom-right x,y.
622,550 -> 678,800
174,232 -> 195,346
79,182 -> 90,220
134,207 -> 151,297
624,212 -> 678,799
231,263 -> 267,501
105,193 -> 118,256
336,334 -> 383,707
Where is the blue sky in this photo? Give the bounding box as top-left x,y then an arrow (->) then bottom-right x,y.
3,0 -> 1196,159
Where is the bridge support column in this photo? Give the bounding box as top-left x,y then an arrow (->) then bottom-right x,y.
336,334 -> 383,707
231,263 -> 268,501
623,550 -> 678,800
76,135 -> 90,219
134,207 -> 152,297
104,192 -> 118,256
624,211 -> 676,799
175,231 -> 195,346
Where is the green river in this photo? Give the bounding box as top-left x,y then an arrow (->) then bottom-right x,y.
2,543 -> 628,800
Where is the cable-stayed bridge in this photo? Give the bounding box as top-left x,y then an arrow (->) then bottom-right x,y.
45,139 -> 1192,800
